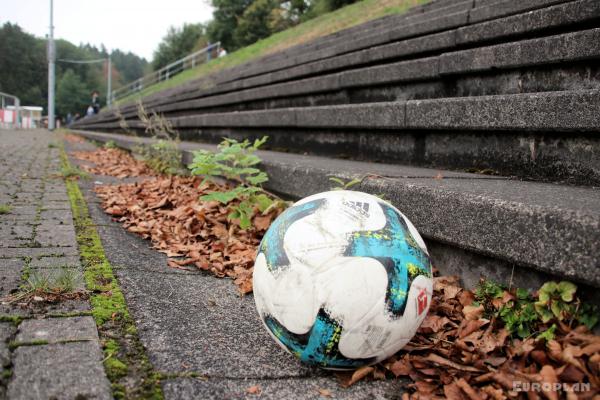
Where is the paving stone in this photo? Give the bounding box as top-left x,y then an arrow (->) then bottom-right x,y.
0,323 -> 15,368
0,239 -> 31,248
41,193 -> 68,202
30,255 -> 80,269
35,225 -> 77,247
41,201 -> 70,210
8,341 -> 111,400
0,258 -> 24,270
0,266 -> 23,297
39,209 -> 73,224
15,316 -> 98,343
0,247 -> 79,258
9,225 -> 35,240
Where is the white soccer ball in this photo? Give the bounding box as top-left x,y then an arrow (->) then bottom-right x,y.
253,190 -> 433,369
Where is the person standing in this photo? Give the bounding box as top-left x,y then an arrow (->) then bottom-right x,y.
91,90 -> 100,114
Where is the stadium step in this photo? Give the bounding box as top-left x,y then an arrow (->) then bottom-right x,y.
78,90 -> 600,186
73,0 -> 600,186
69,130 -> 600,302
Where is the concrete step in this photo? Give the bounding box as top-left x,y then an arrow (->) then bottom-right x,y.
76,90 -> 600,186
86,0 -> 600,123
68,130 -> 600,301
72,0 -> 600,185
88,0 -> 576,120
213,0 -> 567,86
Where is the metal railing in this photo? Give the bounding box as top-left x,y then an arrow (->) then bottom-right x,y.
111,42 -> 221,103
0,92 -> 21,129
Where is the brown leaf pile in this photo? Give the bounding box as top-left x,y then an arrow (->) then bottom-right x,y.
339,276 -> 600,399
63,133 -> 86,143
71,147 -> 155,178
94,176 -> 280,294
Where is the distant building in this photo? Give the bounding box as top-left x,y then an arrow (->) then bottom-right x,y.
2,105 -> 43,129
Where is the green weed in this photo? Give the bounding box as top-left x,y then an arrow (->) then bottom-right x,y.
60,164 -> 89,180
189,136 -> 287,229
104,140 -> 118,149
0,204 -> 12,214
329,176 -> 362,190
474,279 -> 598,341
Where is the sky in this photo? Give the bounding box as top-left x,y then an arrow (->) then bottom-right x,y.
0,0 -> 214,61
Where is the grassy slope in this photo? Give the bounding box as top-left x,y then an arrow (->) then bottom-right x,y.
115,0 -> 426,106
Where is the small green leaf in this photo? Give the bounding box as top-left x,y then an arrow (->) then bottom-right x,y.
550,301 -> 564,320
516,324 -> 531,339
344,178 -> 362,189
557,281 -> 577,302
516,288 -> 530,300
253,194 -> 274,213
539,281 -> 558,299
577,306 -> 599,330
536,324 -> 556,342
246,173 -> 268,185
535,303 -> 553,323
329,177 -> 345,186
200,191 -> 238,204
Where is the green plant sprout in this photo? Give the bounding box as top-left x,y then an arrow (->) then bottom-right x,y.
329,176 -> 362,190
189,136 -> 287,229
473,279 -> 598,341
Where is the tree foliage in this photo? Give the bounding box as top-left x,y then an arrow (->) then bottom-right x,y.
206,0 -> 359,52
152,23 -> 208,71
0,22 -> 148,117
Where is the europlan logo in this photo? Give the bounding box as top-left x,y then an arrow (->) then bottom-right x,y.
513,381 -> 591,393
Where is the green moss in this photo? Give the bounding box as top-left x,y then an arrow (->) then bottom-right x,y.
0,315 -> 24,326
0,204 -> 12,214
1,368 -> 13,380
9,339 -> 49,350
60,147 -> 164,400
47,311 -> 93,318
105,358 -> 128,378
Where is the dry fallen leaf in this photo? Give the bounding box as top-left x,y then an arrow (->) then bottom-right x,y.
340,366 -> 374,387
246,385 -> 261,395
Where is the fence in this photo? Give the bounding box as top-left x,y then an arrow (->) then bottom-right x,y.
111,42 -> 221,103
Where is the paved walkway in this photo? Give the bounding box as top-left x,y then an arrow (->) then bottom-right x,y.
0,129 -> 111,399
0,129 -> 405,399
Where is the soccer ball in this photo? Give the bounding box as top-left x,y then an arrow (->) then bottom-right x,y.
253,190 -> 432,369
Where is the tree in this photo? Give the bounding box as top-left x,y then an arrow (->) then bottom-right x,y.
0,23 -> 47,109
152,23 -> 207,71
206,0 -> 254,52
234,0 -> 279,48
111,49 -> 149,85
0,22 -> 149,116
56,69 -> 89,116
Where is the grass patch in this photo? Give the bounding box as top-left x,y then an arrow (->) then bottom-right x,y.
114,0 -> 426,105
0,204 -> 12,214
60,146 -> 163,400
60,164 -> 89,180
5,261 -> 86,305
